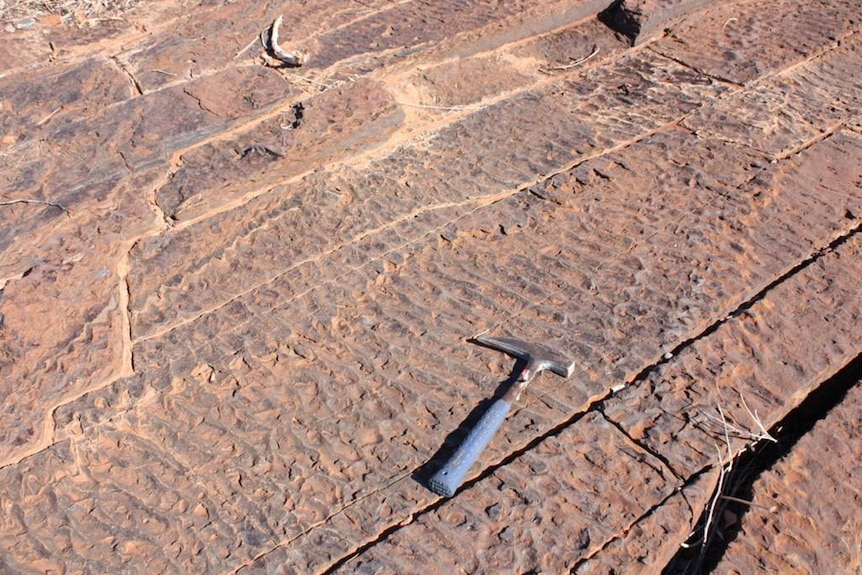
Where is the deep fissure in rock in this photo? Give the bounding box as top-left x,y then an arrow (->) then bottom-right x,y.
662,353 -> 862,575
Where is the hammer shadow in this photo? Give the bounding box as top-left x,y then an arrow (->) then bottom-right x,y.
412,351 -> 527,489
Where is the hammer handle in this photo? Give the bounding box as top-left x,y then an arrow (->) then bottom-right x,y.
428,399 -> 511,497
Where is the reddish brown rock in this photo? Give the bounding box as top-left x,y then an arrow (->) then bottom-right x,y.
304,0 -> 544,71
0,0 -> 861,573
513,16 -> 629,70
712,375 -> 862,575
574,468 -> 721,575
0,167 -> 164,461
598,0 -> 710,45
655,0 -> 862,84
0,27 -> 52,72
0,57 -> 295,463
0,65 -> 291,215
120,0 -> 398,91
286,412 -> 676,574
115,66 -> 292,171
118,2 -> 277,92
45,129 -> 862,573
683,36 -> 862,159
603,231 -> 862,478
0,58 -> 130,147
127,48 -> 729,342
156,77 -> 402,222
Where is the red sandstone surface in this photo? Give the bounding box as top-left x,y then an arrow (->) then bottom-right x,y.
1,0 -> 860,573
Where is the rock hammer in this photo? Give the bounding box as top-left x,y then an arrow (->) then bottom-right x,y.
428,335 -> 574,497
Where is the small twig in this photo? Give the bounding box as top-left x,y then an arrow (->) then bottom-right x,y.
739,392 -> 777,442
702,409 -> 749,439
277,73 -> 338,93
695,406 -> 734,565
36,107 -> 62,126
234,34 -> 261,59
470,327 -> 493,340
701,403 -> 774,443
717,403 -> 734,464
541,44 -> 600,72
692,441 -> 728,555
722,17 -> 738,31
682,399 -> 777,568
0,198 -> 69,211
395,101 -> 483,112
0,199 -> 70,215
718,494 -> 776,512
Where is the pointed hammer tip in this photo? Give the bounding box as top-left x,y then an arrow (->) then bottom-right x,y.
471,334 -> 574,378
558,362 -> 576,378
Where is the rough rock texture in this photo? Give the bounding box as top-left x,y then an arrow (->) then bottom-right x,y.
328,412 -> 676,575
599,0 -> 711,45
712,375 -> 862,575
1,0 -> 861,573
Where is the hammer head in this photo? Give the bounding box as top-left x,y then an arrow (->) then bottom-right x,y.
473,335 -> 574,382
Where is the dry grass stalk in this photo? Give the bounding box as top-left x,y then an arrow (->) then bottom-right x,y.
394,101 -> 484,112
717,494 -> 776,512
699,392 -> 776,444
540,44 -> 600,73
739,392 -> 777,442
679,398 -> 777,573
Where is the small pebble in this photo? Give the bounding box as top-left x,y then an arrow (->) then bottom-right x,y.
15,18 -> 36,30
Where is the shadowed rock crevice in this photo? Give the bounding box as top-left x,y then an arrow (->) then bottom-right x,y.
599,0 -> 643,44
663,353 -> 862,575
